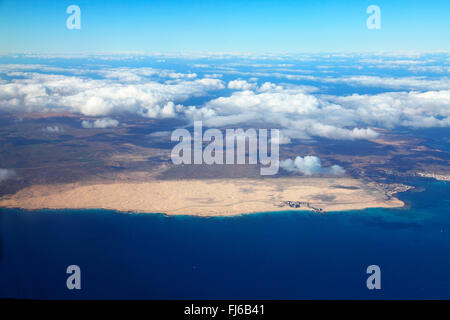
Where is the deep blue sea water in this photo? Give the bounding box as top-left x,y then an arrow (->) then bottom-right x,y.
0,178 -> 449,300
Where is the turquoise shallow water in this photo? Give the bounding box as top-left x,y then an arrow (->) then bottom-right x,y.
0,178 -> 449,299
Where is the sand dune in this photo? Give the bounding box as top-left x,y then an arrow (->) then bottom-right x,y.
0,177 -> 404,216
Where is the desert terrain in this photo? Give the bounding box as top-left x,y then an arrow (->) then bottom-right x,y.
0,177 -> 404,216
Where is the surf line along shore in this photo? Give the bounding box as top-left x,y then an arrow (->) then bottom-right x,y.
170,121 -> 280,175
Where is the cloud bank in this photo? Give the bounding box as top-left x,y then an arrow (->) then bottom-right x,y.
0,58 -> 449,142
0,69 -> 224,119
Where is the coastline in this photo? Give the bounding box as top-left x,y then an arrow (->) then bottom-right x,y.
0,177 -> 405,217
1,177 -> 448,300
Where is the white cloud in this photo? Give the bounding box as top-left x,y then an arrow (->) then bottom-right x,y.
0,168 -> 16,182
0,68 -> 224,118
42,125 -> 64,133
322,75 -> 450,91
228,80 -> 257,91
82,118 -> 119,129
221,67 -> 450,91
270,132 -> 291,145
207,82 -> 320,115
280,156 -> 345,176
148,131 -> 172,138
330,90 -> 450,128
306,123 -> 380,140
189,81 -> 448,139
193,82 -> 380,140
204,73 -> 223,78
1,63 -> 450,142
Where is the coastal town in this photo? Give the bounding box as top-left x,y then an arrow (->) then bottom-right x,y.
376,183 -> 414,198
416,172 -> 450,182
278,182 -> 414,214
278,200 -> 325,213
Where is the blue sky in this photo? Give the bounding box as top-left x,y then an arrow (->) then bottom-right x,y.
0,0 -> 449,53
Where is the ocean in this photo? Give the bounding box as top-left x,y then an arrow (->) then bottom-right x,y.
1,178 -> 449,299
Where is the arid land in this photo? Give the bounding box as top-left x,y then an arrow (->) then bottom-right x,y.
0,177 -> 405,216
1,113 -> 448,216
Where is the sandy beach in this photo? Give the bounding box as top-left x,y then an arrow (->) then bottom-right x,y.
0,177 -> 404,216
